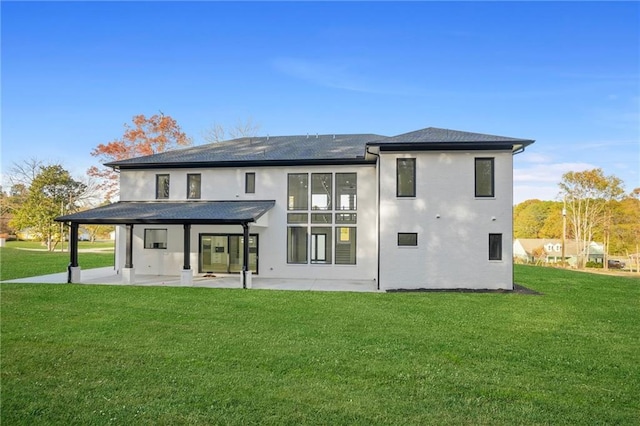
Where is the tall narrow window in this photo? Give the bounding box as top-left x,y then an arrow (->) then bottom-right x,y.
288,174 -> 308,210
287,227 -> 308,264
187,174 -> 201,199
489,233 -> 502,260
397,158 -> 416,197
475,158 -> 495,197
335,227 -> 356,264
311,173 -> 332,210
336,173 -> 357,210
156,174 -> 170,199
245,172 -> 256,194
311,227 -> 332,263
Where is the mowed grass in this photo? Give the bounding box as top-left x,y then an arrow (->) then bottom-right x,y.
0,245 -> 114,281
1,266 -> 639,425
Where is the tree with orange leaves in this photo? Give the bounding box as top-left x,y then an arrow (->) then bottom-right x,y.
88,113 -> 192,200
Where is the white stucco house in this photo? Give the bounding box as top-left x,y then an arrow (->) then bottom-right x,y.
57,127 -> 534,291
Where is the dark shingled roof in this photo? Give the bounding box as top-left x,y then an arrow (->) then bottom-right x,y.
369,127 -> 533,144
105,127 -> 534,169
106,134 -> 386,168
55,201 -> 276,224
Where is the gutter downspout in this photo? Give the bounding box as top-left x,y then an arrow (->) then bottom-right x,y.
366,146 -> 381,291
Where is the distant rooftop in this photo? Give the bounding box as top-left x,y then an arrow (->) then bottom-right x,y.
106,127 -> 534,169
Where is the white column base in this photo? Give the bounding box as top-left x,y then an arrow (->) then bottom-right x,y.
241,271 -> 252,288
181,269 -> 193,286
69,266 -> 81,283
122,267 -> 135,284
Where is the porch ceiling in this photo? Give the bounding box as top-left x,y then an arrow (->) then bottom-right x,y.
55,200 -> 276,225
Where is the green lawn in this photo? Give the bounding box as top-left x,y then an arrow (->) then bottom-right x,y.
0,246 -> 114,281
1,266 -> 639,425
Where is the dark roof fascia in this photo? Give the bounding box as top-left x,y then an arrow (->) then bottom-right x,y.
57,218 -> 259,225
372,141 -> 532,152
55,200 -> 276,225
106,158 -> 375,170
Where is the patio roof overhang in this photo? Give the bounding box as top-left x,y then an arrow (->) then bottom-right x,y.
55,200 -> 276,225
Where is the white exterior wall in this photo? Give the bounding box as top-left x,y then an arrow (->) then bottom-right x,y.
378,151 -> 514,290
116,165 -> 377,280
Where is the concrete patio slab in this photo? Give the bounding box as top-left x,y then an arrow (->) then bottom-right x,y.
1,267 -> 380,292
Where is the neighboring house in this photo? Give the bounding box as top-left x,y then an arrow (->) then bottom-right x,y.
57,127 -> 534,290
513,238 -> 604,267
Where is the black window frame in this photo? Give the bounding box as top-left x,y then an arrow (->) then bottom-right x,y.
186,173 -> 201,199
144,228 -> 168,249
475,158 -> 495,198
245,172 -> 256,194
396,158 -> 416,198
397,232 -> 418,247
287,173 -> 309,211
489,233 -> 502,260
287,226 -> 308,264
155,174 -> 170,199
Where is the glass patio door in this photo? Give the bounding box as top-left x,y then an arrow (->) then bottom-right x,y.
200,234 -> 258,274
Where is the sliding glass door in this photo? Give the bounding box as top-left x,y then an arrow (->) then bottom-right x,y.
200,234 -> 258,274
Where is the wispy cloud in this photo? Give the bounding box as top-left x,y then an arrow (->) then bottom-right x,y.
514,162 -> 596,184
271,57 -> 415,96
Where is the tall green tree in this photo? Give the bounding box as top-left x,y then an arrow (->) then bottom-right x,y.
558,168 -> 624,268
10,165 -> 86,251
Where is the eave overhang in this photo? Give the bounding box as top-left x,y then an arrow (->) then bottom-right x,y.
55,200 -> 276,225
106,158 -> 375,170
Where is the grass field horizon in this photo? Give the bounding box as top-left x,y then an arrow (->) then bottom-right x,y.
2,264 -> 638,424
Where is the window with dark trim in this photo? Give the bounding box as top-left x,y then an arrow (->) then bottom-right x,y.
397,158 -> 416,197
489,233 -> 502,260
187,174 -> 201,199
287,227 -> 308,264
335,227 -> 356,264
245,172 -> 256,194
398,233 -> 418,246
156,174 -> 170,199
144,229 -> 167,249
311,173 -> 332,210
475,158 -> 495,197
335,173 -> 357,210
288,174 -> 308,210
311,227 -> 332,263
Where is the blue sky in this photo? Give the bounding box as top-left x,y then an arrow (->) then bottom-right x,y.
2,1 -> 638,204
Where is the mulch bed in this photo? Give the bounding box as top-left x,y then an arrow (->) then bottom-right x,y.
387,284 -> 542,295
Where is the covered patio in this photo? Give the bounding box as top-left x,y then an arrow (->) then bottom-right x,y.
2,267 -> 378,292
55,200 -> 275,287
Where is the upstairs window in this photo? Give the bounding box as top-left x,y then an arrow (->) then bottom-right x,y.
156,174 -> 170,199
475,158 -> 495,197
288,174 -> 308,210
311,173 -> 332,210
397,158 -> 416,197
187,174 -> 201,199
336,173 -> 357,210
245,172 -> 256,194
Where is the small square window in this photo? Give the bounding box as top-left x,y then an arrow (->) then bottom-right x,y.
144,229 -> 167,249
489,233 -> 502,260
398,233 -> 418,246
245,172 -> 256,194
